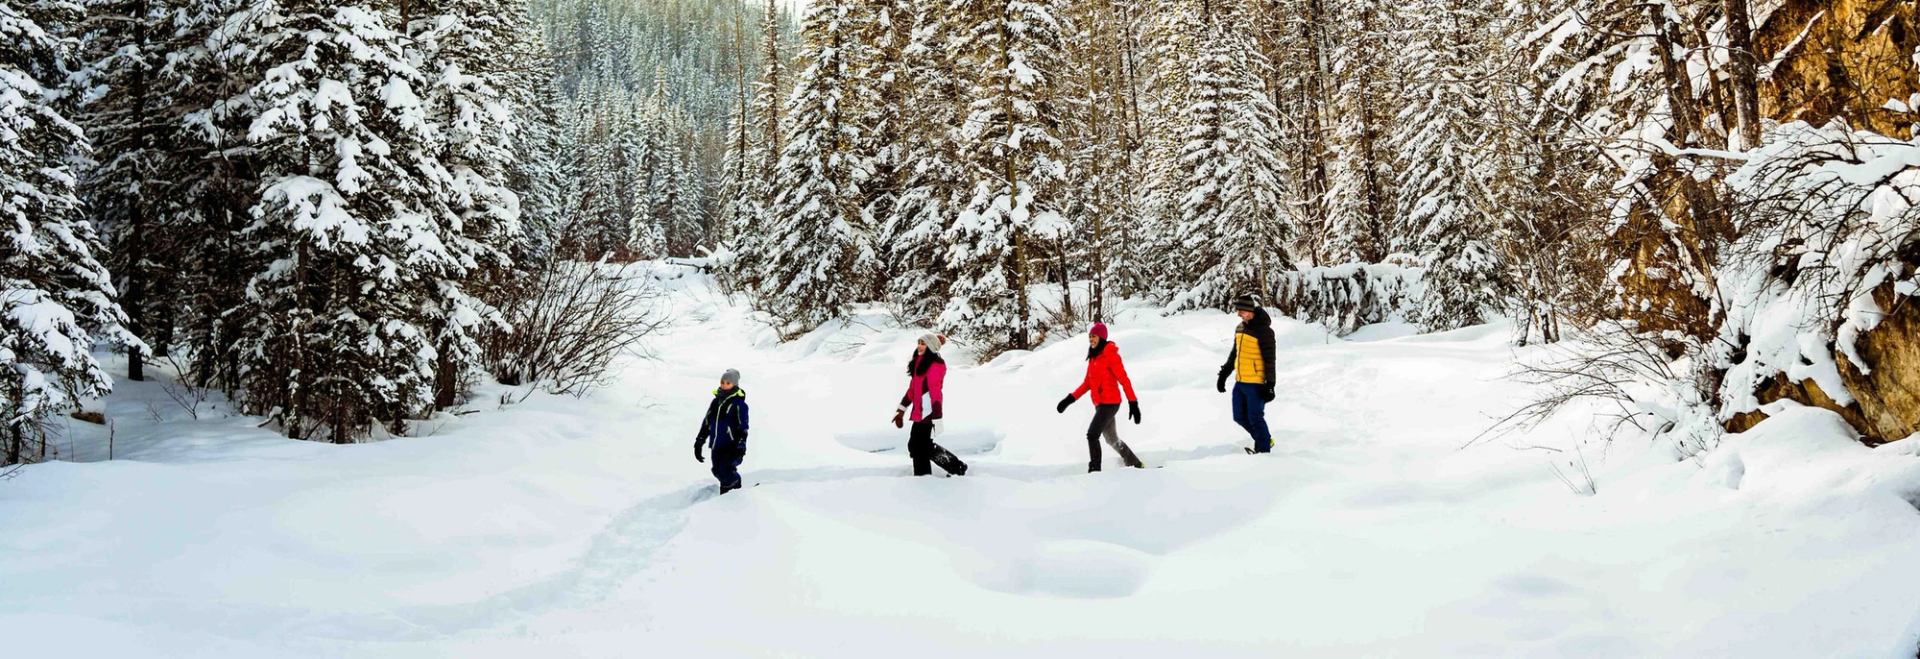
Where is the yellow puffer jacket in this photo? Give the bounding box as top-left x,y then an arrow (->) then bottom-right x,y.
1234,332 -> 1265,384
1220,307 -> 1276,387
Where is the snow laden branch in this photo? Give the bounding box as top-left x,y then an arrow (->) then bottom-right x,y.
1271,264 -> 1425,336
1715,120 -> 1920,421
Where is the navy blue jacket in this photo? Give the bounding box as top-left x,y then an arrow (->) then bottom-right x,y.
697,388 -> 750,450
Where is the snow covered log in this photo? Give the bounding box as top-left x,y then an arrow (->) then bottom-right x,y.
1270,264 -> 1425,336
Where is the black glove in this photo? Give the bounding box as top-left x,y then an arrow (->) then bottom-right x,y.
1216,366 -> 1230,393
1261,384 -> 1275,403
1127,401 -> 1141,424
892,408 -> 905,428
1056,394 -> 1076,414
694,439 -> 705,463
930,402 -> 943,420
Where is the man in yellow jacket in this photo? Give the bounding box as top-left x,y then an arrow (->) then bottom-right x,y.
1216,295 -> 1276,453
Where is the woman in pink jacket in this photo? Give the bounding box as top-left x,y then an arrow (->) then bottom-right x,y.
890,333 -> 968,476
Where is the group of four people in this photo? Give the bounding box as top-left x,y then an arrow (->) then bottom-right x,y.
693,296 -> 1279,493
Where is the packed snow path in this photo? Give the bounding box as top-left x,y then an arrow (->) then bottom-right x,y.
4,272 -> 1919,658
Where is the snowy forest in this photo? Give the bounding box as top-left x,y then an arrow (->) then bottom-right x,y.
9,0 -> 1920,467
6,0 -> 1920,654
2,0 -> 780,456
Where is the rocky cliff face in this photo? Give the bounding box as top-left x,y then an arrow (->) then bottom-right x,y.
1731,0 -> 1920,446
1606,1 -> 1920,446
1757,0 -> 1920,138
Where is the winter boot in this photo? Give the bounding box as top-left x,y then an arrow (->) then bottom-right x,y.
1118,445 -> 1145,469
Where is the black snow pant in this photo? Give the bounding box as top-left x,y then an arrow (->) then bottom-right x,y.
710,443 -> 745,493
908,420 -> 968,476
1086,403 -> 1143,472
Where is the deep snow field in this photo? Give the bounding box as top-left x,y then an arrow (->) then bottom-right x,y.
4,268 -> 1919,658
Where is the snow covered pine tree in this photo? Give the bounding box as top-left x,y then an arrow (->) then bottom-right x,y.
1,0 -> 138,464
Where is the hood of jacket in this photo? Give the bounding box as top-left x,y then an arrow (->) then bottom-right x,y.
1242,306 -> 1273,332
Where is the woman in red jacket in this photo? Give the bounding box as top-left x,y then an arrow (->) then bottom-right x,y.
1055,323 -> 1145,472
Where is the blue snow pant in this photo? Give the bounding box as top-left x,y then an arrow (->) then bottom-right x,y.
710,443 -> 745,492
1232,382 -> 1272,453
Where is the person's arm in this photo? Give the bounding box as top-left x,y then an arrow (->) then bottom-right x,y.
895,375 -> 914,426
1217,335 -> 1237,393
1259,329 -> 1277,386
1111,349 -> 1139,402
1071,363 -> 1092,400
927,362 -> 946,413
694,403 -> 710,462
736,398 -> 750,445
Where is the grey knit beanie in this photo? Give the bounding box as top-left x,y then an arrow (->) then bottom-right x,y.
720,368 -> 740,385
920,333 -> 944,354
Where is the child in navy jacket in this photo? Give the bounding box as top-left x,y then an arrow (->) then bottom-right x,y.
694,369 -> 750,493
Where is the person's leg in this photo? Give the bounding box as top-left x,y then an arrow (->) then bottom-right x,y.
709,448 -> 728,487
1085,404 -> 1119,472
711,445 -> 743,492
1237,383 -> 1273,453
929,443 -> 968,476
908,421 -> 934,476
1231,383 -> 1252,436
1102,413 -> 1143,468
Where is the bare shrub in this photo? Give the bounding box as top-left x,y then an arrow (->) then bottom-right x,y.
483,259 -> 671,396
158,355 -> 210,419
1481,320 -> 1724,461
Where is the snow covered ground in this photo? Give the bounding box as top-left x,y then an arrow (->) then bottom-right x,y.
4,269 -> 1919,658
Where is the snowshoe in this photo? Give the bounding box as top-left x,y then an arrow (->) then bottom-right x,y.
931,448 -> 968,476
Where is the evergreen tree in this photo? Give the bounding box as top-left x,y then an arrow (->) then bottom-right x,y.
629,92 -> 671,258
714,10 -> 756,260
853,0 -> 917,300
883,0 -> 965,322
1170,19 -> 1294,310
1396,0 -> 1504,329
759,0 -> 873,334
749,0 -> 786,187
410,0 -> 531,409
219,0 -> 456,441
512,67 -> 579,260
729,0 -> 788,289
74,0 -> 189,382
1,0 -> 137,463
1322,0 -> 1401,263
940,0 -> 1073,351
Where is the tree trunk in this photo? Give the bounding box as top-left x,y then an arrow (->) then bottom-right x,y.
1298,0 -> 1334,264
1723,0 -> 1762,150
1649,4 -> 1731,247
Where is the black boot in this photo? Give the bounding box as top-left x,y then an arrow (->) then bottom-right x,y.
1119,445 -> 1144,469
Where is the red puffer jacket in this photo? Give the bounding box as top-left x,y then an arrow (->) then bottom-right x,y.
1072,341 -> 1139,405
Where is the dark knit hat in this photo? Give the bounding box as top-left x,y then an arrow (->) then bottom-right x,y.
1089,322 -> 1109,340
1231,295 -> 1261,312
